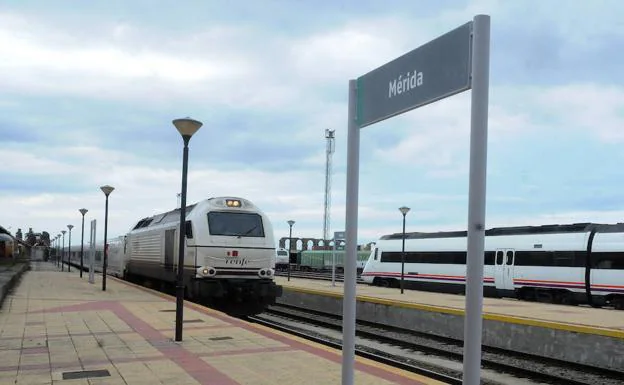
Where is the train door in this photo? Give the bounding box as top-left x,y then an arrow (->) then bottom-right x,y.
164,229 -> 175,270
494,248 -> 515,290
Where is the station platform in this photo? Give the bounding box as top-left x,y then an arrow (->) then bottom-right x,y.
276,276 -> 624,337
0,262 -> 445,385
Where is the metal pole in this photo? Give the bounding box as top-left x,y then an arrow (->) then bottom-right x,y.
102,195 -> 109,291
462,14 -> 491,385
89,220 -> 96,284
401,214 -> 406,294
342,78 -> 359,385
175,135 -> 190,342
331,237 -> 336,287
61,233 -> 65,272
68,228 -> 72,272
80,211 -> 86,278
287,224 -> 293,282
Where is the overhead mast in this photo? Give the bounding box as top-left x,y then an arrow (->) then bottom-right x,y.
323,129 -> 336,245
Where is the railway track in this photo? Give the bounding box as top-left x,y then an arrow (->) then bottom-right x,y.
248,304 -> 623,385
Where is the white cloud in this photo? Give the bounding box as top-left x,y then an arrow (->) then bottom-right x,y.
3,2 -> 624,250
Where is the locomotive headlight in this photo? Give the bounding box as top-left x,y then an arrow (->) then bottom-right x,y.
225,199 -> 241,207
258,268 -> 274,278
197,266 -> 216,277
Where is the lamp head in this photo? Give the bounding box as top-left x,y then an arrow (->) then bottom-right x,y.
67,224 -> 74,231
100,185 -> 115,196
79,208 -> 88,216
287,220 -> 295,227
61,230 -> 66,235
399,206 -> 411,216
173,117 -> 203,138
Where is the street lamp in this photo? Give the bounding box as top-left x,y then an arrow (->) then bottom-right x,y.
67,225 -> 74,272
173,116 -> 203,342
287,220 -> 295,282
398,206 -> 410,294
79,208 -> 88,278
100,185 -> 115,291
57,234 -> 61,267
61,230 -> 66,271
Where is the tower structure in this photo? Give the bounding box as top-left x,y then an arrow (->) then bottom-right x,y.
323,129 -> 335,244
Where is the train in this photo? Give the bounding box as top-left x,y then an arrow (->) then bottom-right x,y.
0,233 -> 15,259
275,249 -> 370,274
60,196 -> 283,316
361,222 -> 624,310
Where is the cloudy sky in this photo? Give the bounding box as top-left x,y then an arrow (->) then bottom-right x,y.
2,0 -> 624,247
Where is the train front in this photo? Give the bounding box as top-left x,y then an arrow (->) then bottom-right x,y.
191,197 -> 283,315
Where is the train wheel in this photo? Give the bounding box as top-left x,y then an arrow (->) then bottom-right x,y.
612,297 -> 624,310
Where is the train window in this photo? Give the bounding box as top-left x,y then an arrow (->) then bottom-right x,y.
592,252 -> 624,269
380,251 -> 468,264
374,248 -> 378,260
185,220 -> 193,239
506,250 -> 514,265
484,251 -> 495,265
496,251 -> 503,265
207,212 -> 265,237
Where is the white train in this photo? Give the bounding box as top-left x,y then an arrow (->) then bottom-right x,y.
361,222 -> 624,310
61,196 -> 282,315
275,247 -> 290,271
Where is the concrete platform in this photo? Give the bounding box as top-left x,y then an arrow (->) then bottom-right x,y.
276,277 -> 624,372
0,262 -> 445,385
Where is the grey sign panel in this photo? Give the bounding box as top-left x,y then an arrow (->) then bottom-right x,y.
334,231 -> 346,240
356,22 -> 473,128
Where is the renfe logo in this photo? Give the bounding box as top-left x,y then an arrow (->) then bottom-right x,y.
225,258 -> 248,266
388,70 -> 424,99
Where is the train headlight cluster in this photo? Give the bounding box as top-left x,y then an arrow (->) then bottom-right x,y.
197,266 -> 216,277
225,199 -> 241,207
258,268 -> 274,278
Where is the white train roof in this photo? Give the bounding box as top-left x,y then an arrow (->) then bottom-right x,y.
128,196 -> 263,233
379,222 -> 624,241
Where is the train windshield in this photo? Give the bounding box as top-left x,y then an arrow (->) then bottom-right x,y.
207,212 -> 265,237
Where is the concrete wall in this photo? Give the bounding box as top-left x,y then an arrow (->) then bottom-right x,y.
277,289 -> 624,372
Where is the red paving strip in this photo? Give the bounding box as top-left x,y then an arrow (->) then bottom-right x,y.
2,326 -> 227,342
197,346 -> 294,357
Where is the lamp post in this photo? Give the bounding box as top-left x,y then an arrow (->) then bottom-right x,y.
398,206 -> 410,294
173,117 -> 203,342
79,208 -> 88,278
61,230 -> 66,271
100,185 -> 115,291
57,234 -> 61,267
287,220 -> 295,282
67,225 -> 74,272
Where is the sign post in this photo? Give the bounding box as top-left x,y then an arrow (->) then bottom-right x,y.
89,219 -> 96,284
342,15 -> 490,385
332,231 -> 345,287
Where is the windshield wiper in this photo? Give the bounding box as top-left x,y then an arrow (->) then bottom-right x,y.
237,224 -> 258,238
